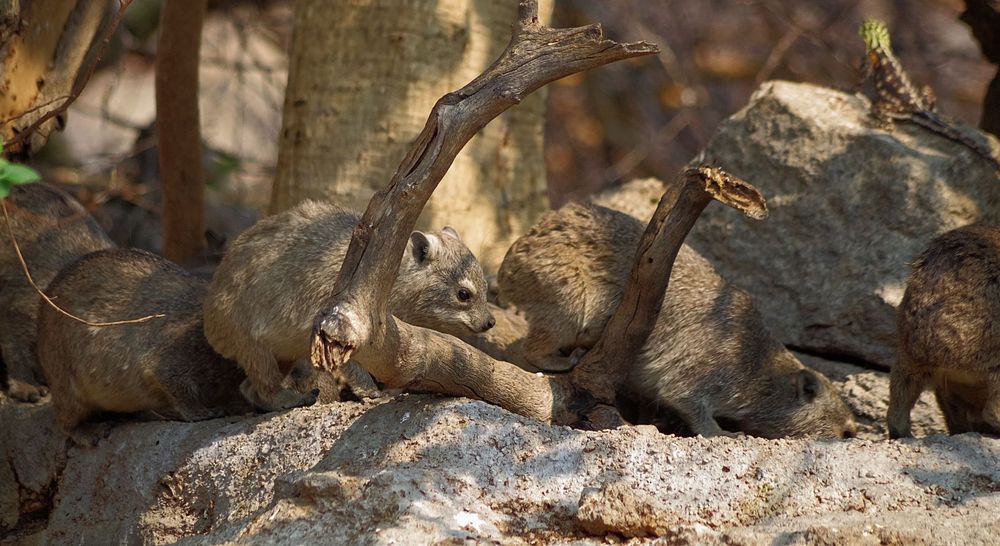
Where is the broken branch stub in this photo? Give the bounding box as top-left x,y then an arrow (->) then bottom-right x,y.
311,0 -> 658,386
570,166 -> 767,427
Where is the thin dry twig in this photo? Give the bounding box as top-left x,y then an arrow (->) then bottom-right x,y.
4,0 -> 135,153
1,199 -> 164,326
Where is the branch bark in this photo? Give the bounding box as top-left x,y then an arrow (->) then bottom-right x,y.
2,1 -> 128,157
156,0 -> 208,265
310,1 -> 764,425
568,166 -> 767,426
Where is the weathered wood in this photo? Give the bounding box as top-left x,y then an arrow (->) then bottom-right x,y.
569,166 -> 767,426
310,1 -> 761,425
2,1 -> 126,157
311,0 -> 657,373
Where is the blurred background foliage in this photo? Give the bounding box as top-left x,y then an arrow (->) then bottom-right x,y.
28,0 -> 995,219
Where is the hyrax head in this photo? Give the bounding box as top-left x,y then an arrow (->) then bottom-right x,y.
390,226 -> 495,336
737,353 -> 858,440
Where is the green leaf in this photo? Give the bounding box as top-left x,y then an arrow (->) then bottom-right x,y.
0,162 -> 40,200
1,164 -> 41,185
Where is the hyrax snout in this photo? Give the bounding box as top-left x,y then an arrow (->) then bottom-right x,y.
889,224 -> 1000,438
498,202 -> 856,439
0,183 -> 113,403
203,200 -> 493,411
37,249 -> 253,436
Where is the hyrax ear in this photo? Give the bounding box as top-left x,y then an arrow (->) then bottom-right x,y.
796,370 -> 821,402
441,226 -> 461,241
409,231 -> 442,265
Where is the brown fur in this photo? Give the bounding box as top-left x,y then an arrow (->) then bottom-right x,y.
204,200 -> 494,411
0,183 -> 113,402
498,202 -> 857,439
889,224 -> 1000,438
36,249 -> 253,436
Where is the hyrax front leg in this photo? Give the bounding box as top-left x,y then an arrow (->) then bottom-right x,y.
982,384 -> 1000,432
674,399 -> 735,438
887,357 -> 926,439
237,341 -> 318,411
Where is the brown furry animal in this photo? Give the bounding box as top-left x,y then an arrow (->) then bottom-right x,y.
889,225 -> 1000,438
498,202 -> 857,439
37,249 -> 253,438
204,200 -> 494,411
0,183 -> 113,402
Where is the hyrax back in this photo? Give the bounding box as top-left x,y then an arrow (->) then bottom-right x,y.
203,200 -> 494,411
889,225 -> 1000,438
0,183 -> 113,402
499,202 -> 856,439
36,249 -> 252,434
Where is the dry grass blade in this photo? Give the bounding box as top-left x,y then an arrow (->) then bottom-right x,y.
1,199 -> 164,327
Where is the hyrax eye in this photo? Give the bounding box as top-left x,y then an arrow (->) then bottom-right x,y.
457,289 -> 471,301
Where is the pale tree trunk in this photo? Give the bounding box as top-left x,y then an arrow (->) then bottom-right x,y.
0,0 -> 110,157
271,0 -> 553,270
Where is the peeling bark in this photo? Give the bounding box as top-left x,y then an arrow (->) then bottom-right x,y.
0,0 -> 109,156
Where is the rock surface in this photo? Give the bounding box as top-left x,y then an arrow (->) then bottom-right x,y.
681,80 -> 1000,368
2,358 -> 997,544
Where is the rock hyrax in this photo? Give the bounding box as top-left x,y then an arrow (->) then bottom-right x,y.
889,224 -> 1000,438
37,249 -> 253,436
0,183 -> 113,402
204,200 -> 495,411
499,202 -> 857,439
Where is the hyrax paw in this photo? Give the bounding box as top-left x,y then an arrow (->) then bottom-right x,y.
6,379 -> 48,403
68,422 -> 114,448
178,406 -> 227,422
568,347 -> 589,366
243,384 -> 318,412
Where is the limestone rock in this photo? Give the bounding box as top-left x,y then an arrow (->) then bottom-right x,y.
682,80 -> 1000,368
2,382 -> 996,544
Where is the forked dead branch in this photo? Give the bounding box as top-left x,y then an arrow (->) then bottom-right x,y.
310,1 -> 766,425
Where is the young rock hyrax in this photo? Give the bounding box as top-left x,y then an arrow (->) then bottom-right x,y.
889,224 -> 1000,438
203,200 -> 495,411
0,183 -> 113,402
498,202 -> 857,439
37,249 -> 253,435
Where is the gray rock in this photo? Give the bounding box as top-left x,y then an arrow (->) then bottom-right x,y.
0,400 -> 65,536
1,387 -> 995,544
683,80 -> 1000,369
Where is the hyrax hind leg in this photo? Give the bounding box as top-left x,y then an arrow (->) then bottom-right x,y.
1,343 -> 48,402
982,383 -> 1000,433
235,339 -> 318,412
150,370 -> 226,422
521,326 -> 583,373
887,354 -> 927,439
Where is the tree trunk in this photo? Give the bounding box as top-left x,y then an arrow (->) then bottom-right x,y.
271,0 -> 553,270
961,0 -> 1000,136
0,0 -> 109,157
156,0 -> 208,266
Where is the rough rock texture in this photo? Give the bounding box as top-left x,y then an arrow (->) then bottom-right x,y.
682,80 -> 1000,369
2,356 -> 997,544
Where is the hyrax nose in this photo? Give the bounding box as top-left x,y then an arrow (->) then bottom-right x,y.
482,316 -> 496,332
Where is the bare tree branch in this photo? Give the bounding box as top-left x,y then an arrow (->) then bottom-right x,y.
3,0 -> 134,156
305,1 -> 761,426
311,0 -> 658,373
